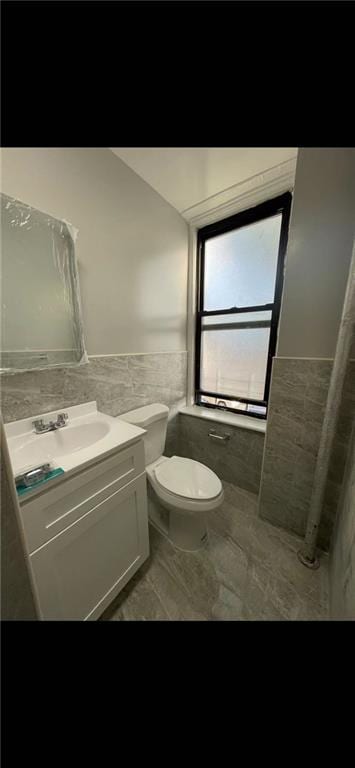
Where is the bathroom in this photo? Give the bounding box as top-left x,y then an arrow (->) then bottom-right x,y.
1,146 -> 354,621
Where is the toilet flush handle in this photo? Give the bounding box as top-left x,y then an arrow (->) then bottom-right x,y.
208,431 -> 231,442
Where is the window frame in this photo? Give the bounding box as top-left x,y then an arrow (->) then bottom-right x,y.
194,192 -> 292,420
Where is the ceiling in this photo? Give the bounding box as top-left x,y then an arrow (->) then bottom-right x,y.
111,147 -> 298,216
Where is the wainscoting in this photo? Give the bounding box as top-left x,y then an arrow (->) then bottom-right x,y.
3,349 -> 353,555
0,351 -> 187,453
177,413 -> 265,494
258,356 -> 355,550
329,422 -> 355,618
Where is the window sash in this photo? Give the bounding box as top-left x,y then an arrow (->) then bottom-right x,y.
197,389 -> 267,406
199,302 -> 274,317
195,192 -> 292,418
195,392 -> 267,420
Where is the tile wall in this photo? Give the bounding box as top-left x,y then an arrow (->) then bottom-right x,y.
0,352 -> 187,455
258,357 -> 355,550
177,413 -> 265,494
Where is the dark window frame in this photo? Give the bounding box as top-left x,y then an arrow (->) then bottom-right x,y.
195,192 -> 292,420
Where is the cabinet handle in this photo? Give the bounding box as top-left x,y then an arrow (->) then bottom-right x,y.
208,431 -> 230,442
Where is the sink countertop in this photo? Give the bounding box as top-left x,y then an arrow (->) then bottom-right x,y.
5,401 -> 146,502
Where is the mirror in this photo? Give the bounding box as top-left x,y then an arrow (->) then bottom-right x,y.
1,193 -> 87,372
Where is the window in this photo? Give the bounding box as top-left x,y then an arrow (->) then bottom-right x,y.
195,193 -> 292,419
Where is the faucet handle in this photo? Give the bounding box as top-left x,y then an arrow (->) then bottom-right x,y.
32,419 -> 44,430
57,412 -> 68,424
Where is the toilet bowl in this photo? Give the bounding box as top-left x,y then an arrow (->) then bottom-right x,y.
118,404 -> 224,552
147,455 -> 224,551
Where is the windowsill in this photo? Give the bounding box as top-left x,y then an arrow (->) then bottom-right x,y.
178,405 -> 267,433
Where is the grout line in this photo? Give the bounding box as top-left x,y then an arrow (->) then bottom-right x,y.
145,574 -> 172,620
88,351 -> 188,358
275,356 -> 355,362
275,356 -> 334,361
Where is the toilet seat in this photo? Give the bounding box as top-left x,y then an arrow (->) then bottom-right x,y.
154,456 -> 222,501
146,454 -> 224,519
118,404 -> 225,549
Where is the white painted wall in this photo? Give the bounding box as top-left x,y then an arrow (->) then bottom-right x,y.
112,147 -> 297,215
1,148 -> 188,355
277,148 -> 355,359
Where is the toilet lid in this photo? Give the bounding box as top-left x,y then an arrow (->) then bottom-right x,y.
154,456 -> 222,500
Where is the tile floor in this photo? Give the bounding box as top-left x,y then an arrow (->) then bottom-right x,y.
101,481 -> 329,621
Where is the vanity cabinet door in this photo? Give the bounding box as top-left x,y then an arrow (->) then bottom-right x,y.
21,440 -> 145,553
29,475 -> 149,620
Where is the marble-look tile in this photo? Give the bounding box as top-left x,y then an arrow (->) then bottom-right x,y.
211,586 -> 245,621
259,357 -> 355,552
101,479 -> 329,621
164,414 -> 181,458
1,349 -> 79,369
110,577 -> 171,621
145,553 -> 208,621
209,529 -> 249,598
349,327 -> 355,361
243,562 -> 286,621
178,413 -> 265,494
329,421 -> 355,619
0,352 -> 187,425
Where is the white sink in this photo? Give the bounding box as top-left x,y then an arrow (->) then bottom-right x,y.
5,401 -> 146,482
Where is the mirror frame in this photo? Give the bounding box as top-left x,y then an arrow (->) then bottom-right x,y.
0,193 -> 88,374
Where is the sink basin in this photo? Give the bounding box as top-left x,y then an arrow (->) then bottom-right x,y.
11,421 -> 111,469
5,401 -> 146,484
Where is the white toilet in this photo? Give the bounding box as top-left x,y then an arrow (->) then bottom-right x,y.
118,403 -> 224,552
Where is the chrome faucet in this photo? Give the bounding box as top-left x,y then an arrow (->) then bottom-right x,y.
32,413 -> 68,434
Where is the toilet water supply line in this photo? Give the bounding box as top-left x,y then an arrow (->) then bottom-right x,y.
298,236 -> 355,569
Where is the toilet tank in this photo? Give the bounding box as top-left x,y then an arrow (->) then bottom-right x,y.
118,403 -> 169,465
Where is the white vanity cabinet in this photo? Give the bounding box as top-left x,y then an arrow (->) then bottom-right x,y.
19,440 -> 149,620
